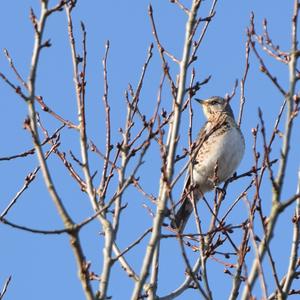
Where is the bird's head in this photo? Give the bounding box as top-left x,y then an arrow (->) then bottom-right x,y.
195,96 -> 234,119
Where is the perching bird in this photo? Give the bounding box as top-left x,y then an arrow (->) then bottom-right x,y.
171,96 -> 245,232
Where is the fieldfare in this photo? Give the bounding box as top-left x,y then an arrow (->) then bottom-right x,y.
171,96 -> 245,232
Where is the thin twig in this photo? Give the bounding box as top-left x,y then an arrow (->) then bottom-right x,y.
238,30 -> 250,127
98,40 -> 112,200
0,276 -> 11,300
3,48 -> 28,88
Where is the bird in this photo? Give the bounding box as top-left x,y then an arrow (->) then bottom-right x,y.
171,96 -> 245,233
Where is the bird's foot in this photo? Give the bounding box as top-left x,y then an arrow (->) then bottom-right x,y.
215,186 -> 226,196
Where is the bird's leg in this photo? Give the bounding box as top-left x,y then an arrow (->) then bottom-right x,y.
215,186 -> 226,197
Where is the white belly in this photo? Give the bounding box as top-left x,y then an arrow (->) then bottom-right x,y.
192,127 -> 244,190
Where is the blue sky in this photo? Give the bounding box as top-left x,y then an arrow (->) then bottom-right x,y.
0,1 -> 299,299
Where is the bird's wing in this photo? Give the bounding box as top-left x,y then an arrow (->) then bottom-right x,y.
170,123 -> 209,232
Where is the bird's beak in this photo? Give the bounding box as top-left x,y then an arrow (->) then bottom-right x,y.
194,98 -> 205,105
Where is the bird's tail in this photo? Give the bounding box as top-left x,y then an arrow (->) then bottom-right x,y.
171,195 -> 194,233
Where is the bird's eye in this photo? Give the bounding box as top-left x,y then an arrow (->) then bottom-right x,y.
210,100 -> 217,105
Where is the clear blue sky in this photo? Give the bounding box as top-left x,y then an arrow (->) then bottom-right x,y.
0,1 -> 299,299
